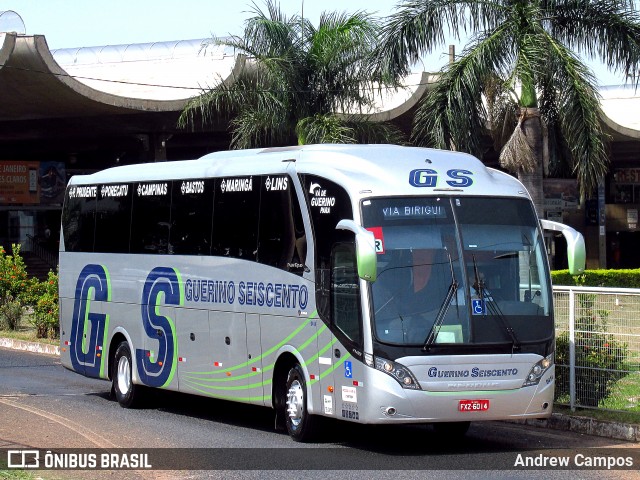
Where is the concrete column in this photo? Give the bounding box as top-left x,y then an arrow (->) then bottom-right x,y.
598,178 -> 607,268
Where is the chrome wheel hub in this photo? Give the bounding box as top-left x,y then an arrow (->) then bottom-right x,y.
286,379 -> 304,426
117,355 -> 131,394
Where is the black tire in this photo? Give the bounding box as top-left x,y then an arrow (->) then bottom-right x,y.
284,364 -> 317,442
433,421 -> 471,438
112,341 -> 144,408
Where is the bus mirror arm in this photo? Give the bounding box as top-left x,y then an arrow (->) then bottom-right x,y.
540,219 -> 586,275
336,220 -> 377,282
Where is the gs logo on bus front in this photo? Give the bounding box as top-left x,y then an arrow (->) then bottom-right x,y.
409,169 -> 474,188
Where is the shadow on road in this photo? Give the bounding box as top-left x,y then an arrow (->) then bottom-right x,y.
90,386 -> 512,455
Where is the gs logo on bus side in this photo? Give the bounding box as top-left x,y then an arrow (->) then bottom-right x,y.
409,169 -> 473,188
70,264 -> 111,378
135,267 -> 183,388
70,266 -> 183,388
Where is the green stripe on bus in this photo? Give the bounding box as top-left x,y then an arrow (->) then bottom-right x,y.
182,311 -> 320,378
99,314 -> 110,379
182,377 -> 272,392
302,335 -> 337,367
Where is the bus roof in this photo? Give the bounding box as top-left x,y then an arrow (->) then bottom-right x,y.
68,144 -> 530,200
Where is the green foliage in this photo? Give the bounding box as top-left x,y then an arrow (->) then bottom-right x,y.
375,0 -> 640,197
29,270 -> 59,340
0,244 -> 59,339
555,294 -> 629,407
0,294 -> 23,330
20,276 -> 48,308
0,468 -> 37,479
552,269 -> 640,288
179,0 -> 405,147
0,244 -> 29,330
0,244 -> 30,304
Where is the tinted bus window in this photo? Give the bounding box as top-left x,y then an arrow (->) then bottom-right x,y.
212,176 -> 259,261
300,174 -> 353,321
62,185 -> 97,252
95,183 -> 132,253
171,179 -> 214,255
258,175 -> 307,275
130,182 -> 171,254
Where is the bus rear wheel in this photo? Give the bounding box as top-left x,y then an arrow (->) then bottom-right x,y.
112,341 -> 144,408
284,364 -> 316,442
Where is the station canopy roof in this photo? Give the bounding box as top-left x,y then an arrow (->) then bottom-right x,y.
0,31 -> 430,126
0,21 -> 638,145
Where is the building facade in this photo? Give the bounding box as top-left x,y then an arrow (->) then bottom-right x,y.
1,18 -> 640,270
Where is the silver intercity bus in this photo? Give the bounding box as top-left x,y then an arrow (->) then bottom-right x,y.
59,144 -> 585,441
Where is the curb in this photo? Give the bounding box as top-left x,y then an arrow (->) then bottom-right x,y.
1,337 -> 638,443
510,414 -> 640,443
0,337 -> 60,356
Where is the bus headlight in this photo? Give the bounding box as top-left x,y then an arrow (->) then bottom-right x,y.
369,355 -> 421,390
522,353 -> 553,387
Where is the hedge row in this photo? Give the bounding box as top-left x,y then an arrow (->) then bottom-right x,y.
551,269 -> 640,288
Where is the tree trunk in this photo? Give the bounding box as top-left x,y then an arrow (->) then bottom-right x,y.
517,107 -> 545,218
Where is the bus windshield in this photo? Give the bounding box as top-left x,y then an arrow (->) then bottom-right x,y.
361,196 -> 552,348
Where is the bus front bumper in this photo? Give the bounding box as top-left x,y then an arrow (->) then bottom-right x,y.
347,366 -> 555,424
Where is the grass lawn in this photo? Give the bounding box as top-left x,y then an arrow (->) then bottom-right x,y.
554,404 -> 640,425
0,470 -> 37,480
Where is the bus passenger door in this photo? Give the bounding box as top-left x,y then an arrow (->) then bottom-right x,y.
329,243 -> 366,423
176,307 -> 210,395
299,173 -> 365,421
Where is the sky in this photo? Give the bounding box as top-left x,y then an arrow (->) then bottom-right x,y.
0,0 -> 629,86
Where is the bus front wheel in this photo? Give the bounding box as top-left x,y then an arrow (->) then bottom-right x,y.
284,364 -> 316,442
112,341 -> 143,408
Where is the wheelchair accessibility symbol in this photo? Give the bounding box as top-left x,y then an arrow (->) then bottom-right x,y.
344,360 -> 353,378
472,299 -> 486,315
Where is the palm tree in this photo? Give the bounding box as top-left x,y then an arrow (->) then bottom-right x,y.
374,0 -> 640,213
179,0 -> 404,148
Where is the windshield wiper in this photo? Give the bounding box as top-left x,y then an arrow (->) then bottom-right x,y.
472,254 -> 521,352
423,251 -> 458,351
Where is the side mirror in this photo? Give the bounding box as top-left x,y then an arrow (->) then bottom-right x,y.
540,219 -> 586,275
336,219 -> 377,281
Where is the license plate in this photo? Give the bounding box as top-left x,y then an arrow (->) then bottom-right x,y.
458,399 -> 490,412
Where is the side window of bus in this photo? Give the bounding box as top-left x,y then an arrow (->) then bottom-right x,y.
332,243 -> 362,344
212,176 -> 259,261
95,183 -> 132,253
62,186 -> 96,252
300,174 -> 355,326
171,179 -> 214,255
258,175 -> 307,275
130,182 -> 172,254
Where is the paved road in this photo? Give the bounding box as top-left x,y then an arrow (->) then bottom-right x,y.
1,347 -> 638,479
